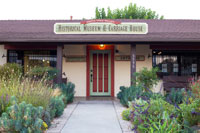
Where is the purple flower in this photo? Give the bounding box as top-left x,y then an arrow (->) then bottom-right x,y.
191,110 -> 200,115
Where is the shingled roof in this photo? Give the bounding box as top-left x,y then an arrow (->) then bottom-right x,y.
0,19 -> 200,43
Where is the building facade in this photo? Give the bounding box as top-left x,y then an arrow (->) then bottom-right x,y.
0,19 -> 200,97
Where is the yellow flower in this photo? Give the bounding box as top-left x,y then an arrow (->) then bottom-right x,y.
43,122 -> 48,130
189,98 -> 193,103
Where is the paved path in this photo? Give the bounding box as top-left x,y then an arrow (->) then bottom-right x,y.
47,99 -> 133,133
61,101 -> 122,133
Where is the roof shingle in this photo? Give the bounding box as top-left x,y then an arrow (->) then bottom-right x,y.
0,19 -> 200,43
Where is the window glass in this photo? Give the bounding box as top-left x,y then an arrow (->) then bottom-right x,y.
8,50 -> 57,73
153,50 -> 199,77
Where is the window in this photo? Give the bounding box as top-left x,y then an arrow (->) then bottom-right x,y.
8,50 -> 57,72
153,50 -> 200,77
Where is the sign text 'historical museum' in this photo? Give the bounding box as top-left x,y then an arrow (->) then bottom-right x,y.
54,22 -> 148,34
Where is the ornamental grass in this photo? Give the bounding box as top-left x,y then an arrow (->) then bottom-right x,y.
0,71 -> 53,110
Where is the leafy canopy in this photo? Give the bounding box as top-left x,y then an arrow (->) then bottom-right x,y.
95,3 -> 164,19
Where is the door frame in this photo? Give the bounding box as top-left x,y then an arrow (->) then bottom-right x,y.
86,45 -> 114,97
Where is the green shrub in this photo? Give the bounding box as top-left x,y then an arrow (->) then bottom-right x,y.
27,66 -> 58,80
134,67 -> 159,91
146,111 -> 182,133
0,63 -> 22,80
0,96 -> 45,132
147,98 -> 175,116
117,67 -> 161,107
56,82 -> 75,104
131,98 -> 176,132
165,88 -> 185,105
179,99 -> 200,127
142,91 -> 164,100
121,108 -> 131,121
117,85 -> 143,107
49,95 -> 65,119
42,109 -> 51,127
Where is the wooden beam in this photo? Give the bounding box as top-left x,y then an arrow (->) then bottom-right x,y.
130,44 -> 136,86
56,45 -> 63,84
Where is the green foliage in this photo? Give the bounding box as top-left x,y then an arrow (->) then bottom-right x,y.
42,109 -> 51,127
117,67 -> 161,107
0,94 -> 11,116
134,67 -> 160,91
0,76 -> 53,109
148,98 -> 175,116
131,98 -> 177,132
117,85 -> 143,107
95,3 -> 164,19
95,7 -> 101,19
189,78 -> 200,99
121,108 -> 131,121
145,112 -> 182,133
178,99 -> 200,127
0,63 -> 22,80
0,96 -> 44,132
27,66 -> 58,80
56,82 -> 75,104
0,63 -> 73,131
165,88 -> 185,105
49,95 -> 65,119
120,75 -> 199,132
142,91 -> 164,100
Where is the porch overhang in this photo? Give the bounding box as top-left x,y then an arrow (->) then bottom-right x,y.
0,19 -> 200,44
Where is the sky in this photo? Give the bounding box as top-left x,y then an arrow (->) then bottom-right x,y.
0,0 -> 200,20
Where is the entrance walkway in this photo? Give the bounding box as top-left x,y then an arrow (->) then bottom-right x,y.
47,98 -> 132,133
61,101 -> 122,133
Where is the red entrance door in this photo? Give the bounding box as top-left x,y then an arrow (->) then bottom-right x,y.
86,45 -> 114,97
90,51 -> 110,96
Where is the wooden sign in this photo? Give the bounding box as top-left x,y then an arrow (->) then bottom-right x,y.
115,55 -> 145,61
65,56 -> 86,62
54,21 -> 148,34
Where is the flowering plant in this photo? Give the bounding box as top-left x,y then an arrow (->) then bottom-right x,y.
189,78 -> 200,99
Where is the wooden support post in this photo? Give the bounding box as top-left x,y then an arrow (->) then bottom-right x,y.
56,45 -> 63,84
130,44 -> 136,86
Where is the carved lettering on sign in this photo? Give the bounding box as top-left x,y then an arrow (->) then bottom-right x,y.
115,55 -> 145,61
65,56 -> 86,62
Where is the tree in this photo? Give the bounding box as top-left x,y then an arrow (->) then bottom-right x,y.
95,3 -> 164,19
95,7 -> 101,19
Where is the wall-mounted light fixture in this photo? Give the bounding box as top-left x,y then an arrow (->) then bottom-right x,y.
115,49 -> 119,53
158,51 -> 162,55
2,54 -> 6,58
148,53 -> 152,58
62,72 -> 66,76
100,44 -> 104,48
99,44 -> 106,49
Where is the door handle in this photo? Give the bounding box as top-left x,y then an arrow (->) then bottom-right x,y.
90,70 -> 93,82
90,74 -> 93,82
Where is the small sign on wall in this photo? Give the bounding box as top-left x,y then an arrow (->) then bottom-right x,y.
65,56 -> 86,62
115,55 -> 145,61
